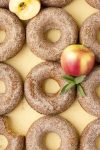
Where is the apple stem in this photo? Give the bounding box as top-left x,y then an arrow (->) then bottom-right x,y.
61,75 -> 86,97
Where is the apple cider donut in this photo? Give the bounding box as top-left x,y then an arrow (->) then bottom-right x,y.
80,119 -> 100,150
77,66 -> 100,117
86,0 -> 100,10
0,0 -> 9,8
25,62 -> 76,115
27,8 -> 78,61
0,8 -> 25,61
41,0 -> 73,7
0,63 -> 23,115
26,116 -> 79,150
80,12 -> 100,62
0,117 -> 25,150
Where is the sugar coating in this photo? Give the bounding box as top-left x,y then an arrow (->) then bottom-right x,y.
77,66 -> 100,117
0,0 -> 9,8
0,63 -> 23,115
25,62 -> 76,115
0,117 -> 25,149
86,0 -> 100,10
80,12 -> 100,62
0,8 -> 25,61
41,0 -> 73,7
80,119 -> 100,150
26,116 -> 79,150
27,8 -> 78,61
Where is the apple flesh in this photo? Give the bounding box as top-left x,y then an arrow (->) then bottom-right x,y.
61,45 -> 95,76
9,0 -> 41,20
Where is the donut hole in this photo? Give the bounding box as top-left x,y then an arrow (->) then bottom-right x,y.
0,135 -> 8,150
96,136 -> 100,150
0,29 -> 6,43
45,29 -> 61,43
43,132 -> 61,150
96,86 -> 100,98
0,81 -> 6,94
42,79 -> 60,96
97,29 -> 100,43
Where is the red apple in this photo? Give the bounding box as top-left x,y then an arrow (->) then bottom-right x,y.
61,45 -> 95,76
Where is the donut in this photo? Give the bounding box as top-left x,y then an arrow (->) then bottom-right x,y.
24,62 -> 76,115
41,0 -> 73,7
80,12 -> 100,62
0,63 -> 23,115
80,119 -> 100,150
27,8 -> 78,61
0,117 -> 25,149
0,0 -> 9,8
77,66 -> 100,117
0,8 -> 25,61
26,116 -> 79,150
86,0 -> 100,10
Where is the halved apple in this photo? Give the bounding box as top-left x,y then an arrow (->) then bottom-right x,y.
9,0 -> 41,20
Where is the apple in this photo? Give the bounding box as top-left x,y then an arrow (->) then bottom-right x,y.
9,0 -> 41,20
61,45 -> 95,76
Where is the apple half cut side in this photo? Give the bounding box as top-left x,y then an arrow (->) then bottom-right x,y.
9,0 -> 41,20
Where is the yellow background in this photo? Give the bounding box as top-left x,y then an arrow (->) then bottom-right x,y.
0,0 -> 99,149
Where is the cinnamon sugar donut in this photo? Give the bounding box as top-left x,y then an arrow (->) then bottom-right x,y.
26,116 -> 79,150
24,62 -> 76,115
80,12 -> 100,62
27,8 -> 78,61
80,119 -> 100,150
0,8 -> 25,61
86,0 -> 100,10
41,0 -> 73,7
77,66 -> 100,117
0,0 -> 9,8
0,63 -> 23,115
0,117 -> 25,150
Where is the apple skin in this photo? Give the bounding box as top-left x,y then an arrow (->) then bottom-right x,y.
61,45 -> 95,76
